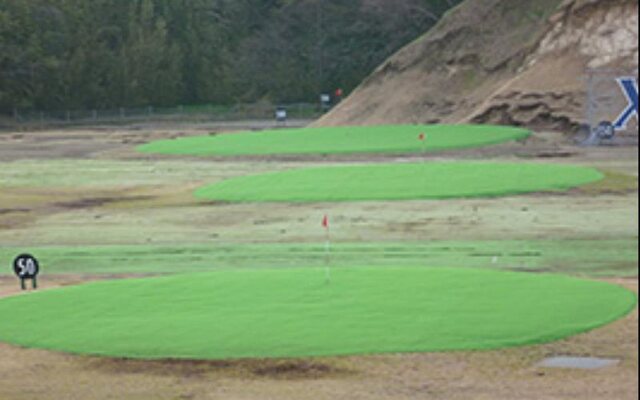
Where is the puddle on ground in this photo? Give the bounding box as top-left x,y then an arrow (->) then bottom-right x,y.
538,356 -> 620,370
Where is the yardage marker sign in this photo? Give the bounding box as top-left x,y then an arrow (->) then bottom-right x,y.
13,254 -> 40,290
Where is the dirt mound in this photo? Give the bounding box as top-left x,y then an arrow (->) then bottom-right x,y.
317,0 -> 638,134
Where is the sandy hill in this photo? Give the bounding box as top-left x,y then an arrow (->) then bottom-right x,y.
317,0 -> 638,133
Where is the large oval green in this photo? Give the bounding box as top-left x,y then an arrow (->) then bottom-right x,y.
0,268 -> 634,360
138,125 -> 530,156
195,162 -> 604,202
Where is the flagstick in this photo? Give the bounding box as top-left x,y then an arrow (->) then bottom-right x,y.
420,133 -> 427,162
420,133 -> 427,193
324,225 -> 331,284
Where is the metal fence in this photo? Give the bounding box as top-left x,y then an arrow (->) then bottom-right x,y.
10,102 -> 323,127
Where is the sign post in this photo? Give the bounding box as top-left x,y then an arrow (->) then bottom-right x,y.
275,106 -> 288,126
320,94 -> 331,112
13,254 -> 40,290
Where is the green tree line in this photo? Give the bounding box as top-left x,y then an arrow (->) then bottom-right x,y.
0,0 -> 460,113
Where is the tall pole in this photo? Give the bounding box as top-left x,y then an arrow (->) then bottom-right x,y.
586,69 -> 595,130
316,0 -> 325,96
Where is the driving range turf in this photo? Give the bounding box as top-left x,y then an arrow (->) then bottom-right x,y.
138,124 -> 530,156
0,240 -> 637,277
195,162 -> 604,202
0,267 -> 634,360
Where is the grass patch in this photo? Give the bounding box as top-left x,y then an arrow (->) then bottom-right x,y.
138,124 -> 530,156
0,267 -> 635,360
577,169 -> 638,195
0,240 -> 636,278
195,162 -> 603,202
0,159 -> 264,188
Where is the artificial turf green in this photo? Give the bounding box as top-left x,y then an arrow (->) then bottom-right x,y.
137,125 -> 530,156
0,267 -> 634,360
195,162 -> 604,202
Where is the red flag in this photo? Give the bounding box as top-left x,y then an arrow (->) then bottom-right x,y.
322,215 -> 329,229
419,133 -> 426,141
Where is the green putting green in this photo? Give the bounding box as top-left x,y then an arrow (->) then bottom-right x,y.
195,162 -> 603,202
0,268 -> 634,360
138,125 -> 530,156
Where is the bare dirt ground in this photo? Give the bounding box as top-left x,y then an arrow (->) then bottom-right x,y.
0,123 -> 637,399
